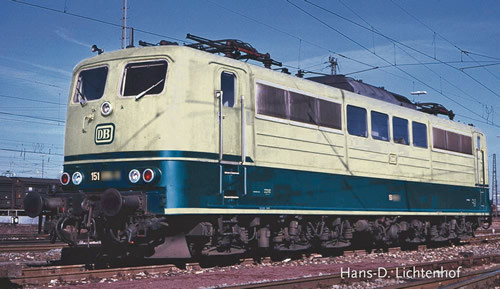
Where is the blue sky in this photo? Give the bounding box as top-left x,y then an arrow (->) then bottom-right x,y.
0,0 -> 499,182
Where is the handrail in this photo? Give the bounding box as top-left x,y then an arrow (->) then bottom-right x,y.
241,95 -> 246,164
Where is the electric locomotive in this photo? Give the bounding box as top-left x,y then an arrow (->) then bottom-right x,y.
25,34 -> 491,258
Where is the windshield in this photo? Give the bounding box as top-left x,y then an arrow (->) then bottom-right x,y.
121,60 -> 168,97
73,66 -> 108,104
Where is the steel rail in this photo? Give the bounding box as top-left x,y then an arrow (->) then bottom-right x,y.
8,253 -> 500,287
220,255 -> 500,289
11,263 -> 177,285
0,243 -> 67,253
385,267 -> 500,289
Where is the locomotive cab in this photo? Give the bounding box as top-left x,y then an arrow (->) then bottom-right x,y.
25,44 -> 254,255
24,47 -> 176,248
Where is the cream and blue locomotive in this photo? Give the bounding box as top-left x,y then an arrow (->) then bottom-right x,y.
25,35 -> 491,257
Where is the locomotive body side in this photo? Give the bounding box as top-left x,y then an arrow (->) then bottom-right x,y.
231,64 -> 489,217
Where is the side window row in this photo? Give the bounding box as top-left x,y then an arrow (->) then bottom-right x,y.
256,83 -> 471,155
347,105 -> 472,154
347,105 -> 428,148
256,83 -> 342,130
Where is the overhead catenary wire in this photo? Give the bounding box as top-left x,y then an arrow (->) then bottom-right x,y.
205,0 -> 412,84
302,0 -> 498,106
286,0 -> 499,128
1,107 -> 63,111
204,0 -> 377,69
459,62 -> 500,71
0,139 -> 63,151
11,0 -> 188,43
209,0 -> 500,99
11,0 -> 499,100
0,74 -> 64,89
345,61 -> 500,85
0,94 -> 66,106
0,117 -> 65,126
389,0 -> 500,64
14,0 -> 490,107
385,0 -> 500,95
294,1 -> 499,120
0,111 -> 65,124
386,0 -> 500,118
455,113 -> 499,127
0,148 -> 63,156
388,2 -> 500,124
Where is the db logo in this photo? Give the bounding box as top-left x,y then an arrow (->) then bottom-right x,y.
95,124 -> 115,144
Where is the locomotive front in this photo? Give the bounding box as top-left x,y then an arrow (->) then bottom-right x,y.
24,46 -> 192,253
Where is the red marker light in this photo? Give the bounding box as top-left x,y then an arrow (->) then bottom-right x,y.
60,172 -> 70,185
143,168 -> 154,183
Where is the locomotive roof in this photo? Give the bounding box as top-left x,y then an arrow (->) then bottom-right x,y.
74,45 -> 483,135
307,75 -> 416,110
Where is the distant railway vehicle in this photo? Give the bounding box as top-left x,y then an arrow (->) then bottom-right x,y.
25,34 -> 491,258
0,176 -> 60,215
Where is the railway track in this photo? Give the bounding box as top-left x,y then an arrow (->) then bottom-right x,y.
475,227 -> 499,235
2,233 -> 499,287
461,234 -> 500,245
0,243 -> 67,253
221,256 -> 500,289
0,233 -> 48,239
10,263 -> 179,286
0,234 -> 49,243
0,239 -> 51,244
385,267 -> 500,289
6,250 -> 500,287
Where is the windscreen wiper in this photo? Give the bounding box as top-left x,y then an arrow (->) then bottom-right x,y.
135,79 -> 164,101
75,77 -> 87,106
76,87 -> 88,106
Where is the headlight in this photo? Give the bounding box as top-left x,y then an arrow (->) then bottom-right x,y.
129,169 -> 141,183
60,172 -> 70,185
100,101 -> 113,116
72,171 -> 83,185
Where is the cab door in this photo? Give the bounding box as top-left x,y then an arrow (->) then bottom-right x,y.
215,67 -> 248,203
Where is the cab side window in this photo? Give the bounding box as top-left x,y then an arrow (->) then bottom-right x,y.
221,72 -> 236,107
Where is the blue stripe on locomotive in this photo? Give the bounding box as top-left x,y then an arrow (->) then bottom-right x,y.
64,150 -> 490,215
